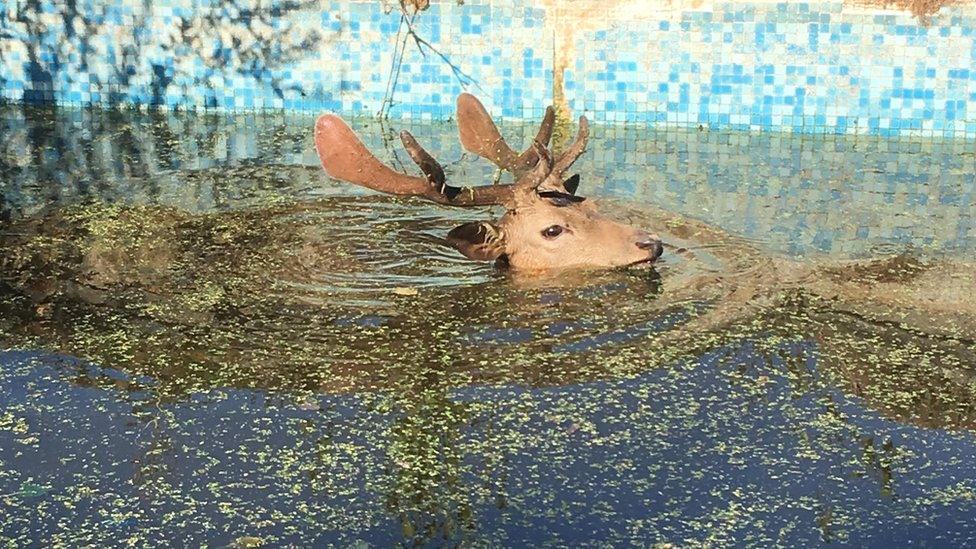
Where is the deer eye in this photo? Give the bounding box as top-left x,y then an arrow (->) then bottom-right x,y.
541,225 -> 564,239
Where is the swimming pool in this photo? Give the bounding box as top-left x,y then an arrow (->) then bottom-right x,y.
1,104 -> 974,546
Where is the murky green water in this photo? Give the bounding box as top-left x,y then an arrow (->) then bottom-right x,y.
1,104 -> 975,546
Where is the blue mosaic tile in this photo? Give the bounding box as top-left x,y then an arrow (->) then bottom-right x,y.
0,0 -> 975,137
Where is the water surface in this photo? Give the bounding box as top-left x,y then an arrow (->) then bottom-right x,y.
1,104 -> 975,546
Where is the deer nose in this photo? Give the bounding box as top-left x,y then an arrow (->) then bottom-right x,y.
636,234 -> 664,260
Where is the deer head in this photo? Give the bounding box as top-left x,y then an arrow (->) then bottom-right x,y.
313,93 -> 663,273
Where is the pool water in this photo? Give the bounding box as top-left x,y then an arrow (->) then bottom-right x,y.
1,104 -> 975,546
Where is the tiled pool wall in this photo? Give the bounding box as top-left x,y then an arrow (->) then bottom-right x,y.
2,105 -> 973,255
1,0 -> 976,137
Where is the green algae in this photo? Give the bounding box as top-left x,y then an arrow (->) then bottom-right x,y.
2,195 -> 975,546
2,106 -> 976,546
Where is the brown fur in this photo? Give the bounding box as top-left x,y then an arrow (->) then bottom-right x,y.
316,94 -> 664,272
459,188 -> 660,272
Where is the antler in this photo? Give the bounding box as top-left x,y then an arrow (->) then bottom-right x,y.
314,114 -> 515,207
457,93 -> 588,196
545,115 -> 589,190
456,93 -> 555,177
514,115 -> 590,195
314,95 -> 589,207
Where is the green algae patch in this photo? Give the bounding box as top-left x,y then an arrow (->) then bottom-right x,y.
2,108 -> 976,545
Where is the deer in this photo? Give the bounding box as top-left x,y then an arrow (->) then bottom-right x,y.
313,93 -> 664,272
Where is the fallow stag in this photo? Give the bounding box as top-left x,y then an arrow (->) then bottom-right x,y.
313,93 -> 664,272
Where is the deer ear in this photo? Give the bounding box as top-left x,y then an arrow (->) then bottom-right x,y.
446,222 -> 506,261
563,174 -> 580,195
